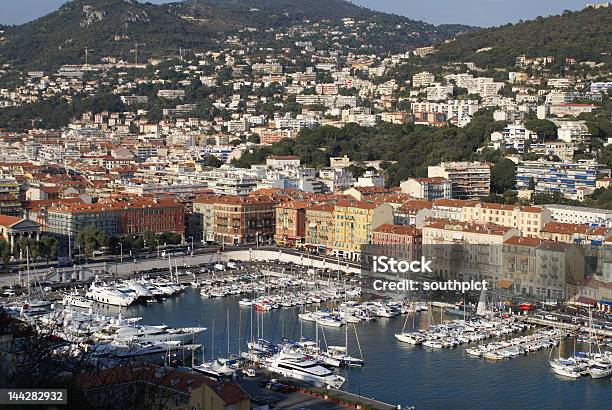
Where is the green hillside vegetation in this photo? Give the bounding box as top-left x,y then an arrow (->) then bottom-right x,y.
429,7 -> 612,68
232,109 -> 506,187
0,0 -> 473,71
0,0 -> 220,70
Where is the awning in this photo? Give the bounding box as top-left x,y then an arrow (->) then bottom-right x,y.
572,296 -> 597,307
498,279 -> 513,289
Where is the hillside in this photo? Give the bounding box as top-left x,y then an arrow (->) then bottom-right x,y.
0,0 -> 473,70
430,6 -> 612,68
0,0 -> 224,70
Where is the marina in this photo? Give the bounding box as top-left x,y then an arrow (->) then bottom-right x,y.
2,260 -> 611,409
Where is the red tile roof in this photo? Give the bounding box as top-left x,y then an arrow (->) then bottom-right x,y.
373,224 -> 421,236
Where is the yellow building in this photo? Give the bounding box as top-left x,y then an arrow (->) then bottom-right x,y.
332,200 -> 394,260
305,203 -> 335,254
460,202 -> 551,238
422,219 -> 519,281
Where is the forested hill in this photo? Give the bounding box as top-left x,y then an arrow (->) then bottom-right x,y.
429,6 -> 612,68
0,0 -> 473,70
232,110 -> 505,187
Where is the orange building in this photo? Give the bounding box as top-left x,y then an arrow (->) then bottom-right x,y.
275,200 -> 308,247
213,195 -> 277,245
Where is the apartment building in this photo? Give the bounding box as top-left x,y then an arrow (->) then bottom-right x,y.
332,200 -> 394,260
46,197 -> 185,239
400,177 -> 452,201
502,236 -> 585,300
259,129 -> 296,145
370,224 -> 422,261
426,85 -> 454,101
213,195 -> 277,245
543,204 -> 612,227
193,196 -> 221,242
394,200 -> 434,227
275,200 -> 308,247
490,124 -> 537,153
539,221 -> 609,243
318,168 -> 356,192
422,219 -> 519,282
305,203 -> 335,254
428,162 -> 491,199
552,120 -> 591,144
528,141 -> 576,162
412,71 -> 435,87
411,100 -> 479,127
460,202 -> 551,238
516,160 -> 610,199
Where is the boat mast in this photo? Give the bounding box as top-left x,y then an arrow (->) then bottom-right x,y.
226,310 -> 230,357
353,324 -> 363,360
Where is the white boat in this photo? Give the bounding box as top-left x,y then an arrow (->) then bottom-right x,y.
125,281 -> 154,300
395,333 -> 424,345
99,324 -> 206,344
423,340 -> 444,349
550,362 -> 582,378
86,284 -> 136,307
588,360 -> 612,379
266,352 -> 345,388
62,293 -> 94,309
315,316 -> 343,328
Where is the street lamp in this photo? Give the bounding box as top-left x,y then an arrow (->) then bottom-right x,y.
119,242 -> 123,263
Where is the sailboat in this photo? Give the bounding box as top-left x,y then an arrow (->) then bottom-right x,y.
475,287 -> 490,317
549,332 -> 582,378
395,311 -> 424,345
327,324 -> 364,367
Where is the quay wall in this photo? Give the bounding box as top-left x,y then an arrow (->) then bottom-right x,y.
0,249 -> 361,287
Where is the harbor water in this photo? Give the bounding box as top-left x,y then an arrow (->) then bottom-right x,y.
109,289 -> 611,409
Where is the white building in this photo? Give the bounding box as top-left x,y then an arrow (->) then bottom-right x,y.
400,177 -> 452,200
543,204 -> 612,227
412,71 -> 435,87
356,170 -> 385,188
428,162 -> 491,199
426,84 -> 454,101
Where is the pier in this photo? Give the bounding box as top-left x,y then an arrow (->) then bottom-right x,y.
522,316 -> 612,338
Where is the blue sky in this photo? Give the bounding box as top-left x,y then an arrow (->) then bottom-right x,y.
0,0 -> 593,27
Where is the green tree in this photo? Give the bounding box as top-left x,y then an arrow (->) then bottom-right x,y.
143,230 -> 157,252
76,226 -> 108,257
38,236 -> 58,263
0,239 -> 11,271
201,155 -> 223,168
15,236 -> 40,260
524,119 -> 557,142
490,158 -> 517,194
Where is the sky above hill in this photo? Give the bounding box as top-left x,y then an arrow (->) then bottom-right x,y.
0,0 -> 593,27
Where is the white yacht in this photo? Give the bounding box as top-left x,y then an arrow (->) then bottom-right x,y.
124,280 -> 154,300
62,293 -> 94,309
266,352 -> 345,388
315,315 -> 343,328
100,324 -> 206,344
550,362 -> 582,378
86,284 -> 136,307
395,332 -> 425,345
588,360 -> 612,379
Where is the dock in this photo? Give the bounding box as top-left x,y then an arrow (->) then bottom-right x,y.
522,316 -> 612,337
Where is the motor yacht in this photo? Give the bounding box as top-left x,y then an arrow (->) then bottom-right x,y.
266,352 -> 345,388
